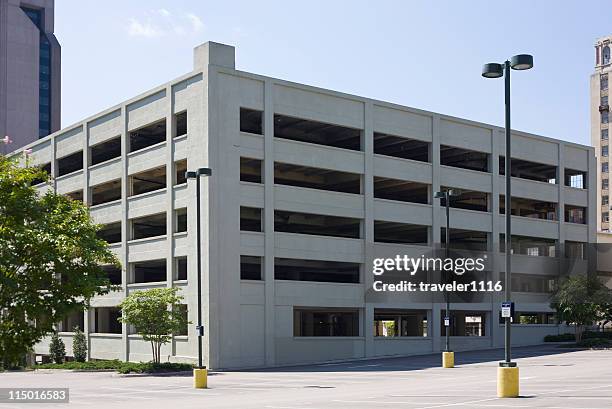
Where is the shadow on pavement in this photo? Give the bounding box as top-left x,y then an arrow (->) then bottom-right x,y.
237,344 -> 577,374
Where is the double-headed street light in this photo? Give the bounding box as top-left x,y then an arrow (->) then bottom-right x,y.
482,54 -> 533,397
185,167 -> 212,388
434,189 -> 459,368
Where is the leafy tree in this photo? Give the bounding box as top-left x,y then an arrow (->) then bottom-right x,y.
551,275 -> 612,342
597,303 -> 612,331
0,155 -> 119,368
49,333 -> 65,364
72,326 -> 87,362
119,288 -> 189,363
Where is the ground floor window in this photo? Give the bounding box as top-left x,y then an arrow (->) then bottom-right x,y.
441,310 -> 486,337
373,309 -> 428,337
93,307 -> 122,334
293,308 -> 359,337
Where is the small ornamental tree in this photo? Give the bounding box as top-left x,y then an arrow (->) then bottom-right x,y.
551,275 -> 612,342
49,333 -> 65,364
72,326 -> 87,362
0,155 -> 119,368
119,288 -> 190,363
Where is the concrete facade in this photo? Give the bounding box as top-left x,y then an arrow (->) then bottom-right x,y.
0,0 -> 60,150
21,42 -> 593,369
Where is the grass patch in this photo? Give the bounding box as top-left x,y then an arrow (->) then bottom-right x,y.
34,360 -> 193,373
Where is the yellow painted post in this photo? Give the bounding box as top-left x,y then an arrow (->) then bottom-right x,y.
442,351 -> 454,368
497,366 -> 519,397
194,367 -> 208,389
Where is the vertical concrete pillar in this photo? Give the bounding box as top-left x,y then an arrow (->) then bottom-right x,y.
50,135 -> 56,192
82,121 -> 91,357
165,85 -> 176,359
431,115 -> 441,352
120,105 -> 129,361
263,79 -> 276,366
363,101 -> 374,358
491,128 -> 502,348
432,303 -> 442,352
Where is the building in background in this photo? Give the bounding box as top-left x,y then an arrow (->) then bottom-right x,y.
18,42 -> 594,369
0,0 -> 60,150
592,36 -> 612,238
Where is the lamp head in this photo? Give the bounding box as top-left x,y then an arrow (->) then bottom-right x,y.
434,191 -> 446,199
185,171 -> 197,179
482,63 -> 504,78
510,54 -> 533,70
197,167 -> 212,176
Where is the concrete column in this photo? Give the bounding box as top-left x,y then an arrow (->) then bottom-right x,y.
263,79 -> 276,366
431,115 -> 442,352
363,101 -> 374,358
50,135 -> 56,192
432,303 -> 442,352
431,115 -> 441,244
491,128 -> 502,348
83,122 -> 90,204
558,144 -> 565,263
120,105 -> 129,361
165,85 -> 176,358
83,121 -> 91,357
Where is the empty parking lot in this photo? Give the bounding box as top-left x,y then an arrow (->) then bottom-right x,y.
1,345 -> 611,409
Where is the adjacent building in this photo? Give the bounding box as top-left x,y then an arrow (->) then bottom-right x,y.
21,42 -> 594,369
0,0 -> 61,150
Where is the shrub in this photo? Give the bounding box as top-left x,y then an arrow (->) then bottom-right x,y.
72,327 -> 87,362
35,360 -> 192,373
544,333 -> 575,342
48,333 -> 66,364
583,331 -> 612,340
576,338 -> 612,348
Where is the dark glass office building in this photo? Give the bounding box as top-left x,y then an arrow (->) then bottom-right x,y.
0,0 -> 61,149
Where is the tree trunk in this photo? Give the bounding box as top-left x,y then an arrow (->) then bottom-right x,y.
575,325 -> 583,342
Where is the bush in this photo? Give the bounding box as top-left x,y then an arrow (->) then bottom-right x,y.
583,331 -> 612,340
48,333 -> 65,364
544,333 -> 575,342
35,360 -> 192,373
72,327 -> 87,362
576,338 -> 612,348
116,362 -> 193,374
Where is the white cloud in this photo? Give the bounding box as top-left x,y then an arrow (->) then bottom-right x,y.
186,13 -> 204,32
127,18 -> 163,38
126,10 -> 204,38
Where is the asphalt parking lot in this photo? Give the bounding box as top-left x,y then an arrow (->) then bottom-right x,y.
1,345 -> 611,409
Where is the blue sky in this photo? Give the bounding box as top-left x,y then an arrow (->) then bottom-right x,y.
56,1 -> 609,146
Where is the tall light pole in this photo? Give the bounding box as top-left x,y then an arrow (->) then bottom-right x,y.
482,53 -> 533,398
185,167 -> 212,388
434,189 -> 458,367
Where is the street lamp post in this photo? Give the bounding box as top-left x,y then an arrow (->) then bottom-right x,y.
482,53 -> 533,397
434,189 -> 458,367
185,167 -> 212,388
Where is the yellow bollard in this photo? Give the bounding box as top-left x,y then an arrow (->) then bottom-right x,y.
193,367 -> 208,389
442,351 -> 454,368
497,366 -> 519,398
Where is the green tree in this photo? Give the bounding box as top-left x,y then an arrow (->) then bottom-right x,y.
0,155 -> 119,368
119,288 -> 189,363
72,326 -> 87,362
48,333 -> 65,364
551,275 -> 612,342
